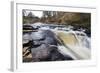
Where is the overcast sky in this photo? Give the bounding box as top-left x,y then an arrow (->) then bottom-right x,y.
25,10 -> 43,18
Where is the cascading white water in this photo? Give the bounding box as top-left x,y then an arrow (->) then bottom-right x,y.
68,30 -> 91,49
23,23 -> 91,60
55,30 -> 91,60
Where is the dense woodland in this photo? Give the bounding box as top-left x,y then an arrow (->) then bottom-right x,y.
23,10 -> 91,36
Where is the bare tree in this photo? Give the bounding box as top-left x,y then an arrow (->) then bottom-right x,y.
28,12 -> 34,18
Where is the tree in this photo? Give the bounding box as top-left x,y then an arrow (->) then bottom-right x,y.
22,10 -> 26,17
28,12 -> 34,18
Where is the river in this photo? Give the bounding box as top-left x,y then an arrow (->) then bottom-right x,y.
23,22 -> 91,60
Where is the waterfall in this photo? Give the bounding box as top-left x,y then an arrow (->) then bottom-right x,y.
56,30 -> 91,60
23,23 -> 91,60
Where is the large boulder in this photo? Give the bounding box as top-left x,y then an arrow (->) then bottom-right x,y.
31,44 -> 73,62
30,30 -> 58,45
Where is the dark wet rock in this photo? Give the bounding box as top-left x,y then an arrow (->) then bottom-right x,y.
41,30 -> 58,45
23,33 -> 32,44
30,30 -> 58,45
30,30 -> 45,41
23,25 -> 38,30
23,40 -> 33,48
23,30 -> 73,62
31,44 -> 51,62
30,44 -> 73,62
46,46 -> 73,61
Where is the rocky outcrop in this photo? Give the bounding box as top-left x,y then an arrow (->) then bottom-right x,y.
23,30 -> 73,62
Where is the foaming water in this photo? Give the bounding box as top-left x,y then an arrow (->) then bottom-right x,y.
56,30 -> 91,60
23,23 -> 91,60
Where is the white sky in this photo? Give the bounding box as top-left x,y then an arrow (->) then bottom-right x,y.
25,11 -> 43,18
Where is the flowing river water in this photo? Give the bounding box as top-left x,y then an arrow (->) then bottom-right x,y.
23,22 -> 91,61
